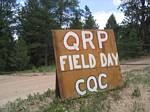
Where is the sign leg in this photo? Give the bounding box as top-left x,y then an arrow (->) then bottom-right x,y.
55,71 -> 60,98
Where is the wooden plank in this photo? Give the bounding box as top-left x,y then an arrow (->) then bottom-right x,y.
52,29 -> 122,99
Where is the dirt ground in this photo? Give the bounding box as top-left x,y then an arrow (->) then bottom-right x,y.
0,73 -> 55,106
0,57 -> 150,107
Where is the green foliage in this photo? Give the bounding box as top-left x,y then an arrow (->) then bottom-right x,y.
117,25 -> 142,59
0,37 -> 29,72
105,14 -> 119,41
30,66 -> 52,73
70,9 -> 83,29
13,38 -> 29,71
119,0 -> 150,53
110,90 -> 121,101
0,0 -> 18,71
18,0 -> 57,67
18,0 -> 81,68
124,67 -> 150,86
132,87 -> 141,97
0,33 -> 10,71
43,91 -> 109,112
0,89 -> 55,112
0,65 -> 55,75
83,5 -> 99,29
132,102 -> 145,112
105,14 -> 117,29
55,0 -> 79,27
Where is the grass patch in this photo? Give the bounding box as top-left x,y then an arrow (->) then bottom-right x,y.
0,64 -> 56,75
43,91 -> 110,112
29,65 -> 56,73
0,89 -> 55,112
132,87 -> 141,97
123,67 -> 150,86
21,64 -> 56,73
1,68 -> 150,112
132,102 -> 145,112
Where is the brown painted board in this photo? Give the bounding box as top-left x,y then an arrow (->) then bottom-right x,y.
52,29 -> 122,99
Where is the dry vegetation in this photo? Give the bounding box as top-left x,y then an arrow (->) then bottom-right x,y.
0,67 -> 150,112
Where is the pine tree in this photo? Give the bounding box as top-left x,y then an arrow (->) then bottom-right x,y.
19,0 -> 81,67
14,38 -> 29,71
118,25 -> 141,59
19,0 -> 58,67
55,0 -> 79,28
105,14 -> 119,41
105,14 -> 118,29
70,9 -> 83,29
83,5 -> 99,29
119,0 -> 150,52
0,0 -> 17,71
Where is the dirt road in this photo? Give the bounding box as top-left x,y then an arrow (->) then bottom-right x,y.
0,57 -> 150,106
0,73 -> 56,106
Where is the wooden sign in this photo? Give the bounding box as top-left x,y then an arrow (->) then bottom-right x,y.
52,29 -> 122,99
